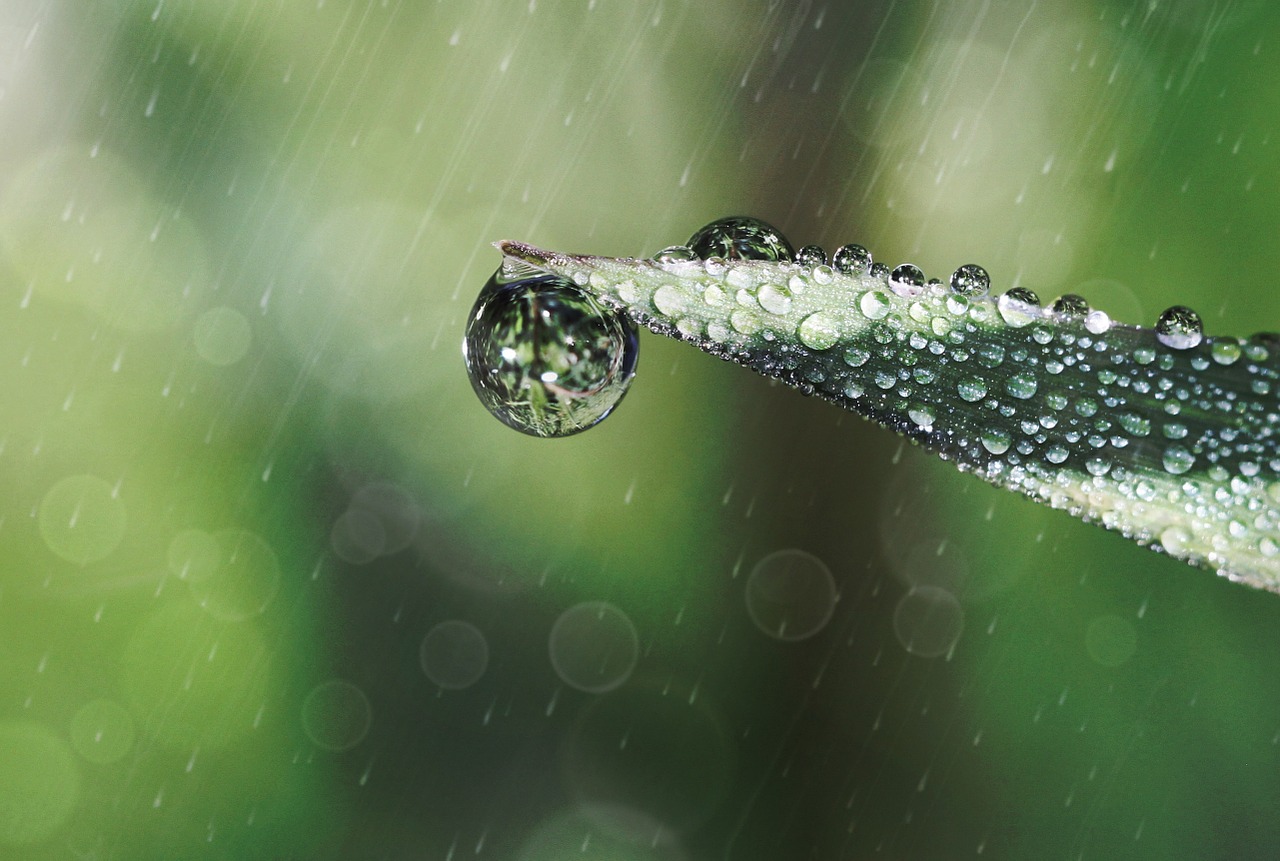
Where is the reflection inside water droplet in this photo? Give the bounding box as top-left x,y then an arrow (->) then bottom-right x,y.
686,215 -> 794,261
1155,305 -> 1204,350
463,268 -> 638,438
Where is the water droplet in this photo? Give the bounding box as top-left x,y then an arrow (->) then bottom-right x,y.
1051,294 -> 1089,318
957,377 -> 988,402
981,429 -> 1011,454
1085,456 -> 1112,476
1005,374 -> 1037,399
798,312 -> 840,350
997,288 -> 1040,327
686,216 -> 794,262
652,284 -> 688,316
757,283 -> 792,315
1155,306 -> 1203,350
463,269 -> 638,438
1084,310 -> 1112,334
908,405 -> 935,429
889,263 -> 925,297
1045,444 -> 1069,464
832,243 -> 871,275
653,245 -> 696,264
811,264 -> 834,284
949,264 -> 989,296
795,244 -> 827,267
1116,412 -> 1151,437
1162,445 -> 1195,475
869,262 -> 891,281
859,290 -> 891,320
1210,338 -> 1242,365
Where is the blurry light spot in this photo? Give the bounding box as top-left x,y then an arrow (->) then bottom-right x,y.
179,529 -> 280,621
68,699 -> 134,764
330,509 -> 385,564
38,474 -> 126,565
1085,615 -> 1137,667
893,586 -> 964,657
548,601 -> 638,693
193,306 -> 252,366
301,679 -> 372,752
419,620 -> 489,690
744,549 -> 836,641
0,722 -> 80,845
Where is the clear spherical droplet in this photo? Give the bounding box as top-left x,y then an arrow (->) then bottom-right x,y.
889,263 -> 925,297
653,244 -> 696,264
869,261 -> 891,281
1155,305 -> 1203,350
997,288 -> 1040,327
948,264 -> 989,297
832,244 -> 872,275
794,244 -> 827,268
1162,445 -> 1196,475
1051,294 -> 1089,318
463,269 -> 638,438
686,216 -> 794,262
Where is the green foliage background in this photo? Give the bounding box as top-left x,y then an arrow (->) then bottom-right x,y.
1,1 -> 1278,858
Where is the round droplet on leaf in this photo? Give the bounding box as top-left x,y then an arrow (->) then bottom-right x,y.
832,244 -> 871,275
653,245 -> 696,264
949,264 -> 990,296
463,269 -> 638,438
686,216 -> 794,262
795,244 -> 827,268
1051,294 -> 1089,318
889,263 -> 925,297
1155,305 -> 1203,350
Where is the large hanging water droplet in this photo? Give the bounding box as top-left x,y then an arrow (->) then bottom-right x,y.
1155,305 -> 1204,350
462,268 -> 638,438
948,264 -> 989,297
686,216 -> 794,262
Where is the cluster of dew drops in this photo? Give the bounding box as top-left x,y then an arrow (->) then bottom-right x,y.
466,215 -> 1234,440
652,215 -> 1209,352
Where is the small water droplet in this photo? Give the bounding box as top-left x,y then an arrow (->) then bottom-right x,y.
908,405 -> 935,429
889,263 -> 925,297
795,245 -> 827,268
463,269 -> 638,438
997,288 -> 1040,327
652,285 -> 688,316
1045,444 -> 1069,464
1005,374 -> 1038,399
1155,306 -> 1203,350
957,377 -> 988,402
1084,310 -> 1112,334
798,312 -> 840,350
1162,446 -> 1195,475
859,290 -> 891,320
832,244 -> 871,275
869,262 -> 891,282
981,429 -> 1011,454
653,245 -> 696,264
949,264 -> 989,297
757,283 -> 792,315
687,216 -> 794,262
1210,338 -> 1242,365
1051,294 -> 1089,318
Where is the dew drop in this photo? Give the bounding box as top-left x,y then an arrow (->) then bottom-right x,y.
957,377 -> 988,402
798,312 -> 840,350
1084,310 -> 1112,335
1045,444 -> 1069,464
869,262 -> 891,282
949,264 -> 989,297
652,284 -> 688,316
653,245 -> 696,264
757,283 -> 792,315
859,290 -> 891,320
908,405 -> 935,429
832,244 -> 871,275
795,244 -> 827,268
889,263 -> 925,297
463,269 -> 638,438
1051,294 -> 1089,318
1155,306 -> 1203,350
1162,445 -> 1196,475
1005,373 -> 1038,399
997,288 -> 1040,327
981,429 -> 1011,455
1210,338 -> 1242,365
687,216 -> 794,262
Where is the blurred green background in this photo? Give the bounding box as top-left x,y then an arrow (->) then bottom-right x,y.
2,1 -> 1279,858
